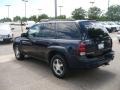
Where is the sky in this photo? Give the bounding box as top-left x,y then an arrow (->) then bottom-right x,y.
0,0 -> 120,19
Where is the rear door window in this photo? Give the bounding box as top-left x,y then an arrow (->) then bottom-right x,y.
40,23 -> 56,38
56,22 -> 81,39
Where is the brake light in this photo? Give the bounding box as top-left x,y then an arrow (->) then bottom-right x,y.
79,42 -> 86,56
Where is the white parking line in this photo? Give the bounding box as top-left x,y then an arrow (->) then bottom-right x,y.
0,54 -> 15,63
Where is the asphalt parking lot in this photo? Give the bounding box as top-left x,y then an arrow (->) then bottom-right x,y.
0,26 -> 120,90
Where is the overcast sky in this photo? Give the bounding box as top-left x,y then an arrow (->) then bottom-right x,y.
0,0 -> 120,19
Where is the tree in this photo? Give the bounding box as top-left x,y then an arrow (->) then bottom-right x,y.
99,14 -> 108,21
72,7 -> 86,20
29,15 -> 37,22
38,14 -> 49,22
106,5 -> 120,21
13,16 -> 21,22
21,17 -> 28,22
57,15 -> 66,19
0,18 -> 12,22
88,6 -> 102,20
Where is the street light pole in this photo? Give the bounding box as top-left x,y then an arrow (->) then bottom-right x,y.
38,9 -> 42,15
55,0 -> 57,18
38,9 -> 42,19
22,0 -> 28,18
90,1 -> 95,7
5,5 -> 11,18
108,0 -> 110,11
58,6 -> 63,16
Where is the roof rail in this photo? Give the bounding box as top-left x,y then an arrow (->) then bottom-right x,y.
40,19 -> 75,22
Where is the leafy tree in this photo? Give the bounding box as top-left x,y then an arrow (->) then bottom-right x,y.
21,17 -> 28,22
57,15 -> 66,19
29,15 -> 37,22
13,16 -> 21,22
106,5 -> 120,21
0,18 -> 12,22
99,14 -> 108,21
38,14 -> 49,22
88,6 -> 102,20
49,17 -> 55,19
72,7 -> 86,20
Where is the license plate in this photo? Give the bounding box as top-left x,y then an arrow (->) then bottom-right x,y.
0,38 -> 3,41
98,43 -> 104,49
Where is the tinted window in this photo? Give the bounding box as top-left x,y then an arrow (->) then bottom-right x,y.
28,24 -> 40,38
56,22 -> 81,39
40,23 -> 56,38
79,21 -> 109,39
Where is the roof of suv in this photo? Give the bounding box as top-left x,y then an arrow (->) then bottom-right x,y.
40,20 -> 96,23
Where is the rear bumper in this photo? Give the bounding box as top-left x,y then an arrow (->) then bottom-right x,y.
68,51 -> 114,69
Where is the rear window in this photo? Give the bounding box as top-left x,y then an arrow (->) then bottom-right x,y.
79,21 -> 109,39
56,22 -> 81,39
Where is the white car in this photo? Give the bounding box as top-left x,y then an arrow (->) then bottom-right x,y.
117,31 -> 120,42
0,24 -> 14,42
100,22 -> 114,33
26,21 -> 35,29
107,22 -> 120,31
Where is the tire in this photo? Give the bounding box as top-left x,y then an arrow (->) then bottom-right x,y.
119,40 -> 120,43
50,54 -> 68,79
14,45 -> 24,60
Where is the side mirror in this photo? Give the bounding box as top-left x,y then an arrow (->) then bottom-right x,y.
26,27 -> 30,30
21,33 -> 28,37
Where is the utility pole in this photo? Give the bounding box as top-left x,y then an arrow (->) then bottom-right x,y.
58,6 -> 63,16
22,0 -> 28,18
5,5 -> 11,18
55,0 -> 57,18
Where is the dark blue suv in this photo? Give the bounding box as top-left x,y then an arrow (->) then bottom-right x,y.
13,20 -> 114,78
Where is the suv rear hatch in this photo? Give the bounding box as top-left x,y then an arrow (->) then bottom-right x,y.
79,21 -> 112,58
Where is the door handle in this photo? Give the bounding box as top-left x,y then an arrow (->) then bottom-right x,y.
21,41 -> 32,45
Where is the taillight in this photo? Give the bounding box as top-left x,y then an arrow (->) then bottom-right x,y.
79,42 -> 86,56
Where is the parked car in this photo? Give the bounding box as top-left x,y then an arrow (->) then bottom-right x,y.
107,22 -> 120,32
100,22 -> 115,33
26,21 -> 35,29
13,20 -> 114,78
117,31 -> 120,42
0,24 -> 14,42
115,22 -> 120,31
